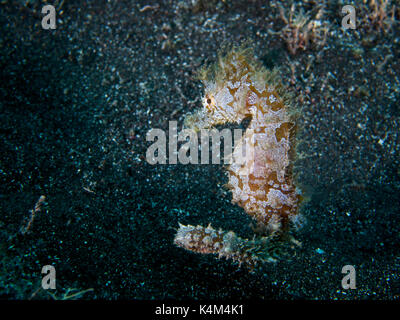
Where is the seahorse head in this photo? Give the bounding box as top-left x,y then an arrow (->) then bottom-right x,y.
202,81 -> 239,123
184,46 -> 258,130
184,79 -> 246,130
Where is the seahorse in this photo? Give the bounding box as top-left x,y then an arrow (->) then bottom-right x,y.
174,45 -> 303,267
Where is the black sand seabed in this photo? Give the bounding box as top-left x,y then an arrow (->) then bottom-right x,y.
0,0 -> 399,299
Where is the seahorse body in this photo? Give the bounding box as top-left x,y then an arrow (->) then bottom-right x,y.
185,47 -> 302,232
175,46 -> 303,267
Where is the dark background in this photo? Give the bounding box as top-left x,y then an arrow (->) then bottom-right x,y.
0,0 -> 399,299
